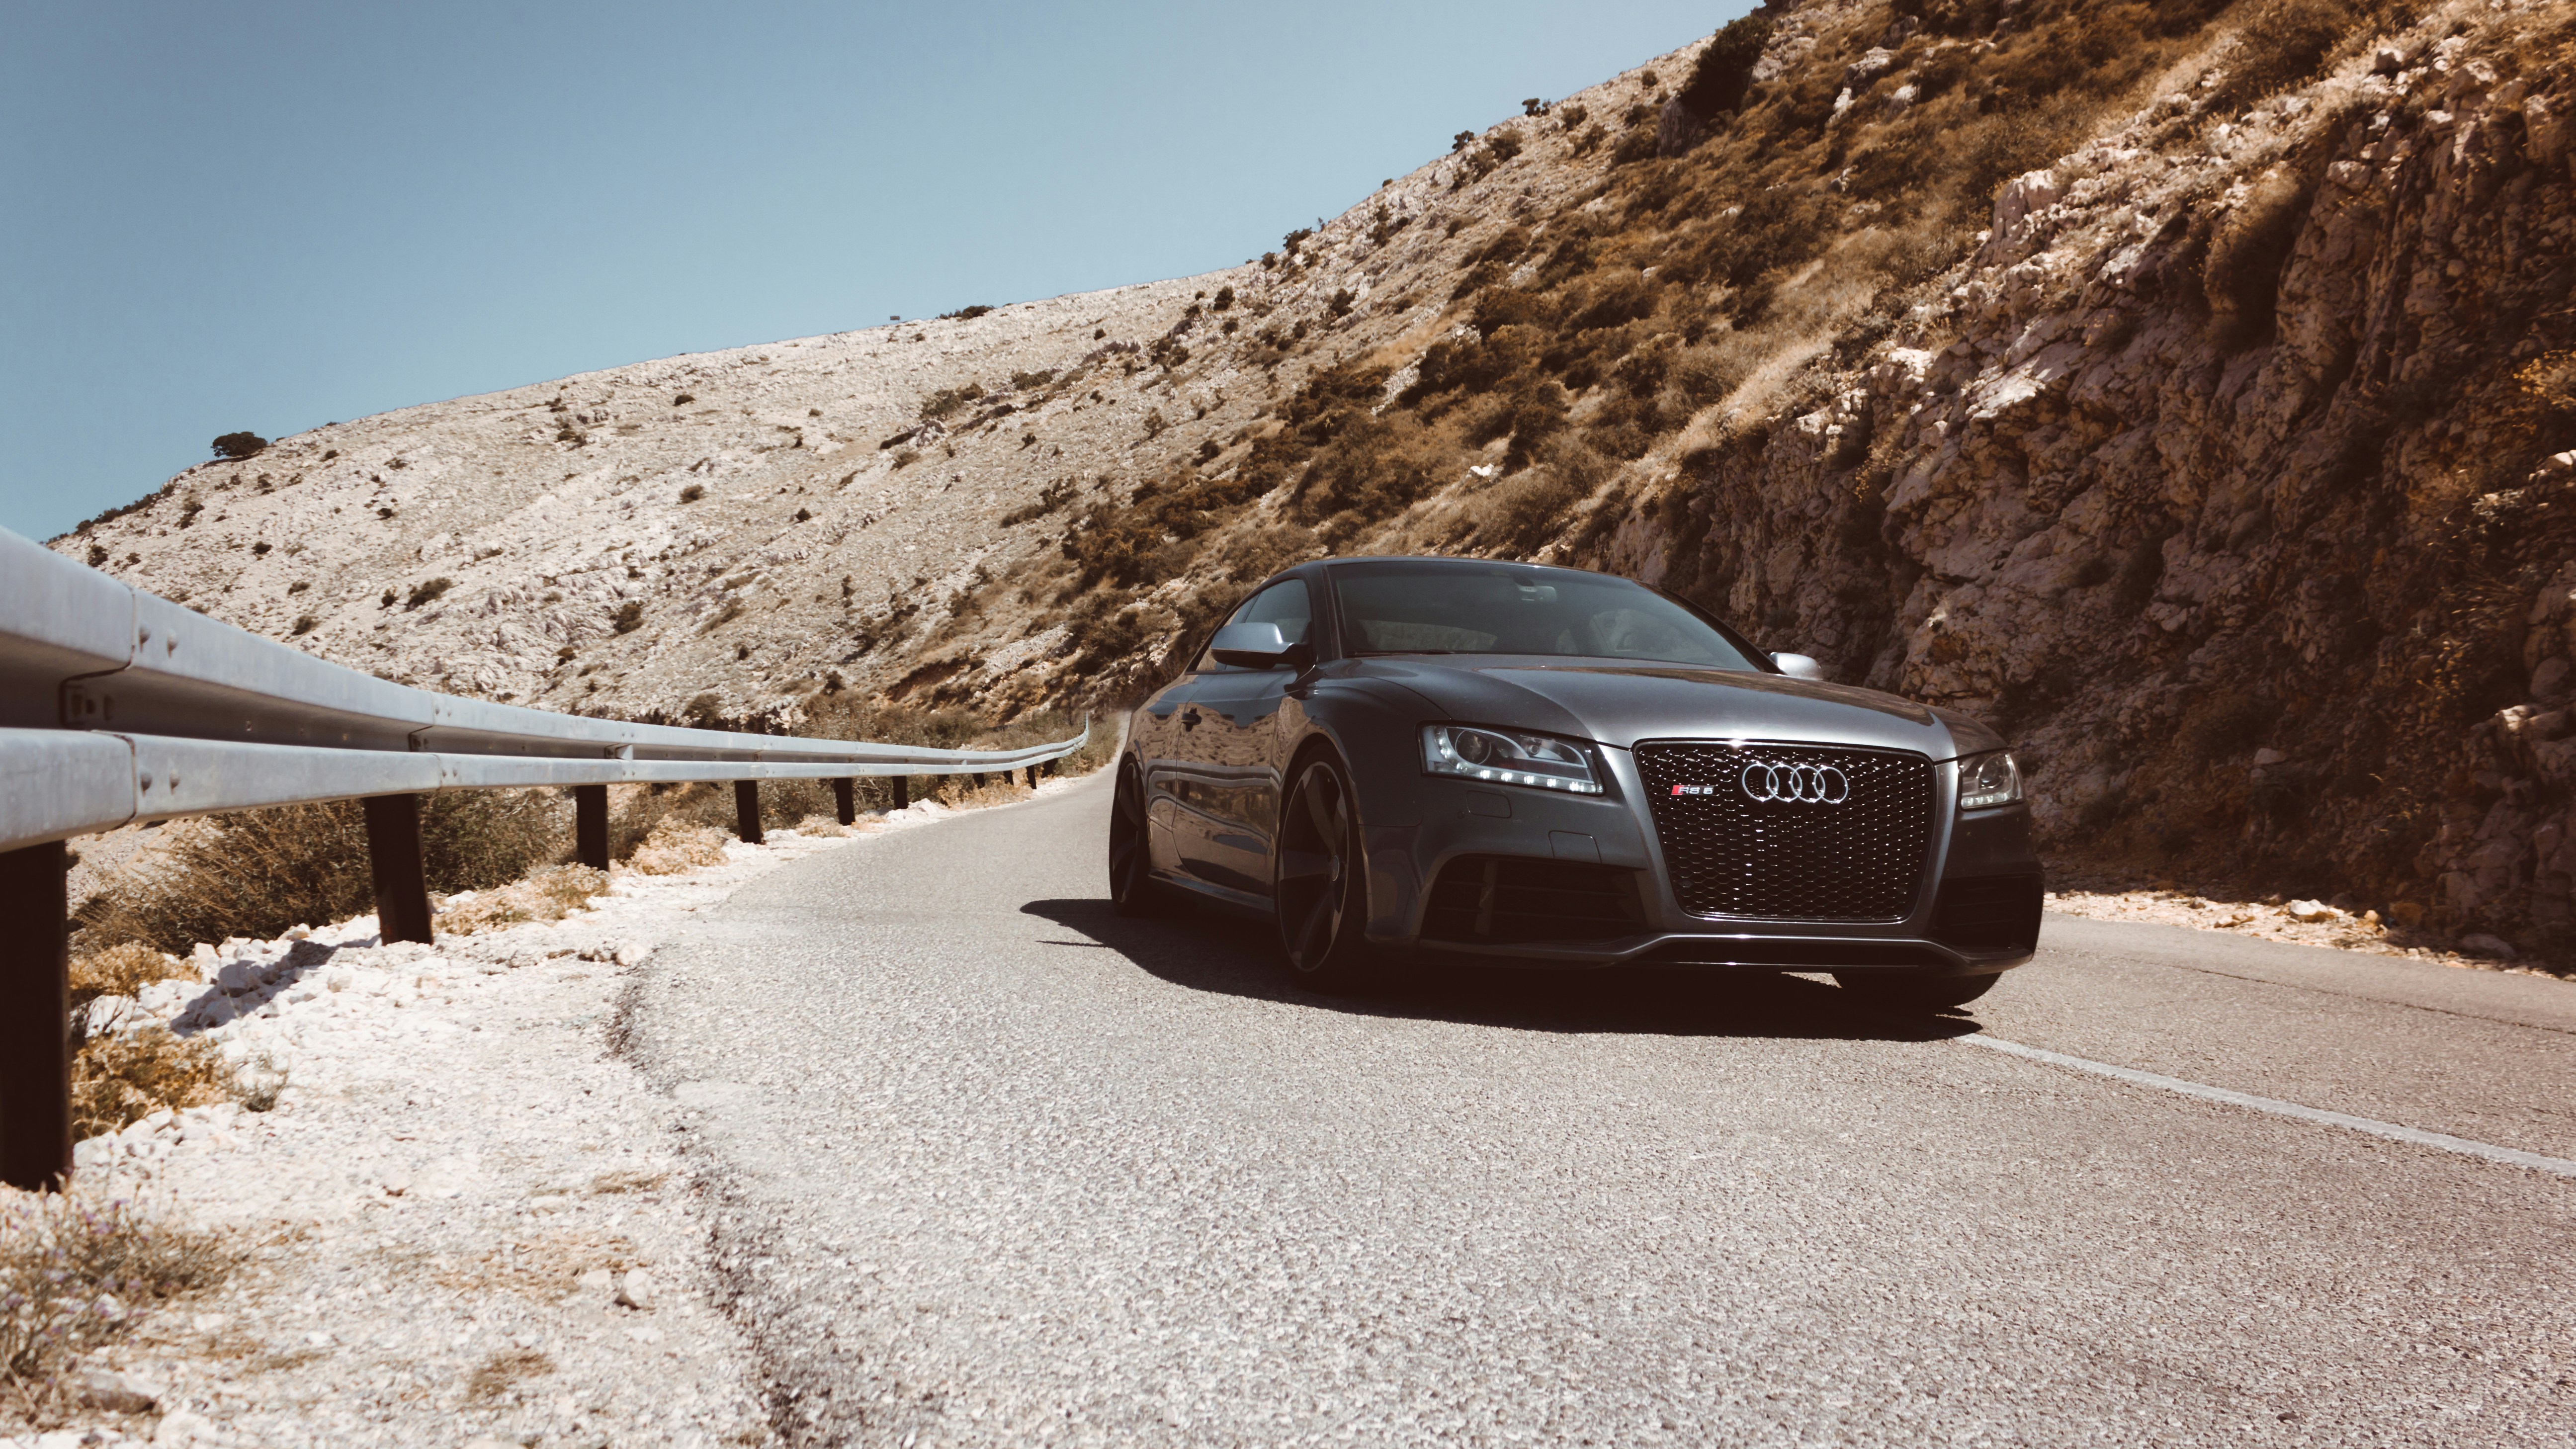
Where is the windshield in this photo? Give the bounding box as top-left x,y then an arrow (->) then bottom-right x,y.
1331,564 -> 1764,670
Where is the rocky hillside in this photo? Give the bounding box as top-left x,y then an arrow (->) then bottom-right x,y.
57,0 -> 2576,959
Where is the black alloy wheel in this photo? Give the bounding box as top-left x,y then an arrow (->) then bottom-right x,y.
1831,970 -> 2001,1011
1108,759 -> 1162,916
1275,755 -> 1374,991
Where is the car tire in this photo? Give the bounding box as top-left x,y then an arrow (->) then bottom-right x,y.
1831,970 -> 2002,1011
1274,754 -> 1376,992
1108,759 -> 1165,917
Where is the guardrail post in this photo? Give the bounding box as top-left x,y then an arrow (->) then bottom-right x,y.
574,784 -> 610,870
833,779 -> 856,826
892,776 -> 910,810
363,794 -> 435,944
1025,765 -> 1038,788
734,781 -> 763,844
0,841 -> 71,1191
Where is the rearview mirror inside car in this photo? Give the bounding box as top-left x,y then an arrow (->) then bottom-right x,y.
1210,621 -> 1311,670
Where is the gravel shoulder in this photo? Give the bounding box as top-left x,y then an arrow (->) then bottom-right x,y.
4,787 -> 1076,1449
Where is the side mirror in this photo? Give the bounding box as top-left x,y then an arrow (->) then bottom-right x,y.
1210,621 -> 1313,671
1770,652 -> 1826,681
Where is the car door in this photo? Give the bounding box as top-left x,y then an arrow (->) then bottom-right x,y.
1175,579 -> 1315,894
1130,674 -> 1200,879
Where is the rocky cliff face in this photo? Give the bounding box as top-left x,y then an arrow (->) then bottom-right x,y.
57,0 -> 2576,957
1592,0 -> 2576,955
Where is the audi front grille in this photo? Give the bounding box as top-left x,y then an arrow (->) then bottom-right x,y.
1632,741 -> 1936,921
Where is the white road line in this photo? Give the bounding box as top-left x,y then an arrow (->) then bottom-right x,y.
1959,1034 -> 2576,1180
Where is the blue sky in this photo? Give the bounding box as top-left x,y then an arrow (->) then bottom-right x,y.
1,1 -> 1747,540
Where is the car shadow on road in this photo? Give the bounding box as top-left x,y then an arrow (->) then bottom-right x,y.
1021,898 -> 1978,1043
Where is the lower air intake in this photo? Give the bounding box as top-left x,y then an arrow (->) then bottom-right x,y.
1931,873 -> 2045,952
1422,854 -> 1645,944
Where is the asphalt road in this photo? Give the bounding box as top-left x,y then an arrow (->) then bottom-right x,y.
626,771 -> 2576,1448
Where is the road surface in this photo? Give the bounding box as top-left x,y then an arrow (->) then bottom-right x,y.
626,770 -> 2576,1447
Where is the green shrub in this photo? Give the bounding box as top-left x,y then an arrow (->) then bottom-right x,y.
612,600 -> 644,633
211,431 -> 267,460
940,304 -> 994,320
404,577 -> 454,610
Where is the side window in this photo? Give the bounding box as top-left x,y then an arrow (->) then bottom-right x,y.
1194,579 -> 1313,672
1239,579 -> 1313,646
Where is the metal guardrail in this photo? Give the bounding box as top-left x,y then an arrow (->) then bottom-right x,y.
0,526 -> 1086,851
0,523 -> 1090,1190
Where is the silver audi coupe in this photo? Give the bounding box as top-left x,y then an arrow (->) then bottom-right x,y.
1109,556 -> 2042,1009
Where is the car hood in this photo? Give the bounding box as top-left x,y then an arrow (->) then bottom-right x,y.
1351,657 -> 2001,760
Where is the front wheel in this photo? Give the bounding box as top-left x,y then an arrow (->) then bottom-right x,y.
1274,755 -> 1376,992
1108,760 -> 1164,917
1831,970 -> 2002,1012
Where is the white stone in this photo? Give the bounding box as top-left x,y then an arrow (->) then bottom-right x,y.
74,1365 -> 161,1412
2284,900 -> 2336,923
616,1268 -> 658,1310
152,1410 -> 219,1446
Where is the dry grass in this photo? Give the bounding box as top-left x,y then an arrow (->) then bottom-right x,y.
68,943 -> 190,1006
0,1188 -> 233,1421
791,814 -> 856,837
437,864 -> 610,936
625,818 -> 732,876
70,1027 -> 235,1139
466,1348 -> 556,1403
78,790 -> 566,956
932,775 -> 1034,809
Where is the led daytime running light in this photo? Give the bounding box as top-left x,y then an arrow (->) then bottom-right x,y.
1421,725 -> 1605,795
1958,750 -> 2023,811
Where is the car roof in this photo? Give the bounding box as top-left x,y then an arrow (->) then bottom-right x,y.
1309,554 -> 1618,579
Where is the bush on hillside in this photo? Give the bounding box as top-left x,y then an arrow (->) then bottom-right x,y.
211,431 -> 267,460
1678,14 -> 1773,117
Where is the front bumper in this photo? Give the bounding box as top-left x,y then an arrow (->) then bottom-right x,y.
1356,750 -> 2042,975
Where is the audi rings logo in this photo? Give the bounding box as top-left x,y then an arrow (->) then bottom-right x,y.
1738,760 -> 1851,805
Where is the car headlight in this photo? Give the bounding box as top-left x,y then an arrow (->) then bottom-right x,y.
1958,750 -> 2023,811
1421,724 -> 1604,795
